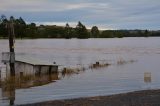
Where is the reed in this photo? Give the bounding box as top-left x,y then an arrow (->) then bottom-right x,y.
117,58 -> 137,65
90,61 -> 110,69
62,67 -> 80,75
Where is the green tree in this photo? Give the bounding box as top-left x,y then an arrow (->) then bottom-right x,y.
91,26 -> 99,38
0,15 -> 8,38
144,30 -> 149,37
26,23 -> 37,38
64,23 -> 72,39
15,17 -> 26,38
100,30 -> 114,38
75,21 -> 89,38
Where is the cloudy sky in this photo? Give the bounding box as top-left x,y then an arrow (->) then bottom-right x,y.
0,0 -> 160,29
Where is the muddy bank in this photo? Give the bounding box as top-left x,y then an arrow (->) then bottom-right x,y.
18,89 -> 160,106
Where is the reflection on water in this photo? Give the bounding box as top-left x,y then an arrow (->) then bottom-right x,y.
1,73 -> 59,89
0,73 -> 59,105
1,77 -> 15,105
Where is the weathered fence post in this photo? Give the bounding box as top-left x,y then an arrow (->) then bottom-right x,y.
7,17 -> 15,76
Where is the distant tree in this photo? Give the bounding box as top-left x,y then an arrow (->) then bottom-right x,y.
144,30 -> 149,37
2,15 -> 159,39
44,25 -> 65,38
114,30 -> 124,38
100,30 -> 114,38
37,25 -> 46,38
64,23 -> 72,39
0,15 -> 7,23
0,15 -> 8,38
26,23 -> 37,38
75,21 -> 89,38
10,16 -> 13,19
19,17 -> 26,25
14,17 -> 26,38
91,26 -> 99,38
100,30 -> 125,38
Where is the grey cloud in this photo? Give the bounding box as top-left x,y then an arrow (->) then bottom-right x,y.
0,0 -> 160,29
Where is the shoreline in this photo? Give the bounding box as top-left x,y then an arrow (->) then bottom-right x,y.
18,89 -> 160,106
0,36 -> 160,40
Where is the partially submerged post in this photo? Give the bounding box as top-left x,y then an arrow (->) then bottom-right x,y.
144,72 -> 151,83
6,16 -> 15,76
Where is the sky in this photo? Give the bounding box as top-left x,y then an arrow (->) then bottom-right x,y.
0,0 -> 160,30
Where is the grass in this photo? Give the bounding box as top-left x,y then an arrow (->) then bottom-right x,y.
61,67 -> 80,76
117,58 -> 136,65
89,61 -> 110,69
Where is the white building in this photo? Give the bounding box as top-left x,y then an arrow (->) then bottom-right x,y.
1,52 -> 58,79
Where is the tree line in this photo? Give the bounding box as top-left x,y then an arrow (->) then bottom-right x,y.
0,15 -> 160,39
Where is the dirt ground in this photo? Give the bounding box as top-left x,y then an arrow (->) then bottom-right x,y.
18,89 -> 160,106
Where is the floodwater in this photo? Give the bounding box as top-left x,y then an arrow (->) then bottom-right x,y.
0,37 -> 160,105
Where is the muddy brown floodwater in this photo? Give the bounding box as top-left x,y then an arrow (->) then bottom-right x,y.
0,37 -> 160,106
